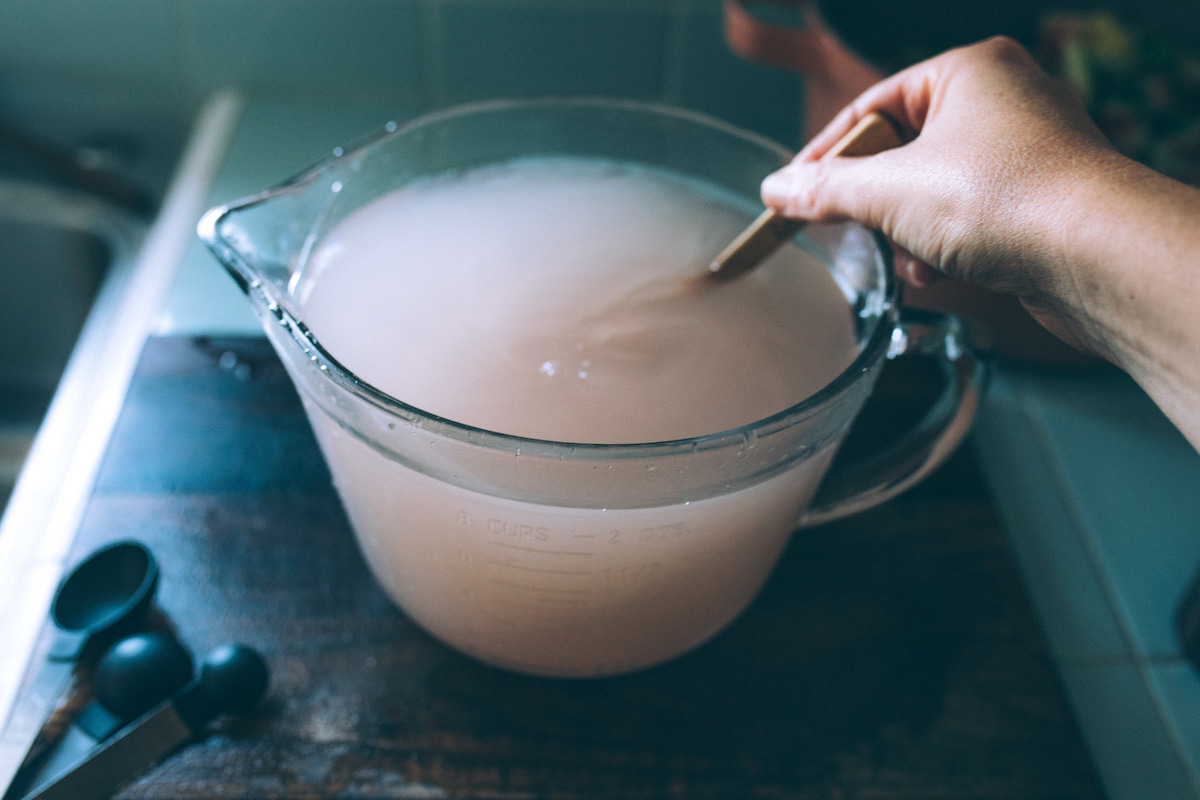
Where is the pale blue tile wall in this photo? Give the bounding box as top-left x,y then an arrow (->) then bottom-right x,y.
185,0 -> 427,101
439,5 -> 671,105
0,0 -> 803,181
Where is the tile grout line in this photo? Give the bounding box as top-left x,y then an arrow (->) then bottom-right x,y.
419,0 -> 446,112
173,0 -> 203,113
660,0 -> 690,105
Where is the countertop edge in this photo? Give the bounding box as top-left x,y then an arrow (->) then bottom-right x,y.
0,90 -> 245,733
974,367 -> 1200,800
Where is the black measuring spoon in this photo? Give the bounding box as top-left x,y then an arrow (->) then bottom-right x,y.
1,632 -> 193,800
21,644 -> 269,800
0,541 -> 158,794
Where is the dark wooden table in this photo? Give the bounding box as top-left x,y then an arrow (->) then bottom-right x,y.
10,336 -> 1105,799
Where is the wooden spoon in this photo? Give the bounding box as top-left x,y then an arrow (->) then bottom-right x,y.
706,111 -> 903,283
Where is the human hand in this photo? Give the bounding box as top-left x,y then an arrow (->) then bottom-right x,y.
760,36 -> 1121,353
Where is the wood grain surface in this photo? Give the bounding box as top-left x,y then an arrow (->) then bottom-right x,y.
5,336 -> 1104,799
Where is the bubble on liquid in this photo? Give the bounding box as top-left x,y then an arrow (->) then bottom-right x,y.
540,361 -> 558,377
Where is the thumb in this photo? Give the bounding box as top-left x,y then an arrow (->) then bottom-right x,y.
761,153 -> 949,288
760,157 -> 887,228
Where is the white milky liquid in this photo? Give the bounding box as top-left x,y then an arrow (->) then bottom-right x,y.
294,157 -> 861,676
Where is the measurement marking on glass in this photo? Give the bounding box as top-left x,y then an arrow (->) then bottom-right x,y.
487,560 -> 593,576
484,612 -> 579,632
487,577 -> 590,595
489,594 -> 590,610
486,539 -> 592,556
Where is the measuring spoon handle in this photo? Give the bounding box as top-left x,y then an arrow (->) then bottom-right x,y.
0,660 -> 74,798
20,694 -> 193,800
20,644 -> 268,800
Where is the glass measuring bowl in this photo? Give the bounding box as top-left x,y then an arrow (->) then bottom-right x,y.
199,99 -> 984,678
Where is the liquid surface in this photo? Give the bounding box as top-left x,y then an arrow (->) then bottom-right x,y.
297,157 -> 859,443
289,157 -> 868,676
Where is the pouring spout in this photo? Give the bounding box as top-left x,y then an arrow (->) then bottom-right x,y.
197,166 -> 332,308
197,204 -> 252,295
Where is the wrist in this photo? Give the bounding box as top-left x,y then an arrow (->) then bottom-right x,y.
1027,149 -> 1150,360
1051,153 -> 1200,448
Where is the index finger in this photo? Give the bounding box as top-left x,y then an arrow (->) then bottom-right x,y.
795,54 -> 944,162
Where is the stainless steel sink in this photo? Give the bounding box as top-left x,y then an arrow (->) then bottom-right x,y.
0,181 -> 145,512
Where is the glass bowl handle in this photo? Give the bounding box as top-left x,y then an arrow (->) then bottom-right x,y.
800,308 -> 988,528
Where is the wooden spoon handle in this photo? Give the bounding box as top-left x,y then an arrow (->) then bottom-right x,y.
707,111 -> 903,282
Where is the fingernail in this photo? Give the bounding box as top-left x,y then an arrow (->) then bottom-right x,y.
760,173 -> 789,200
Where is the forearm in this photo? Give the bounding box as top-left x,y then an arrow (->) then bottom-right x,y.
1054,155 -> 1200,449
